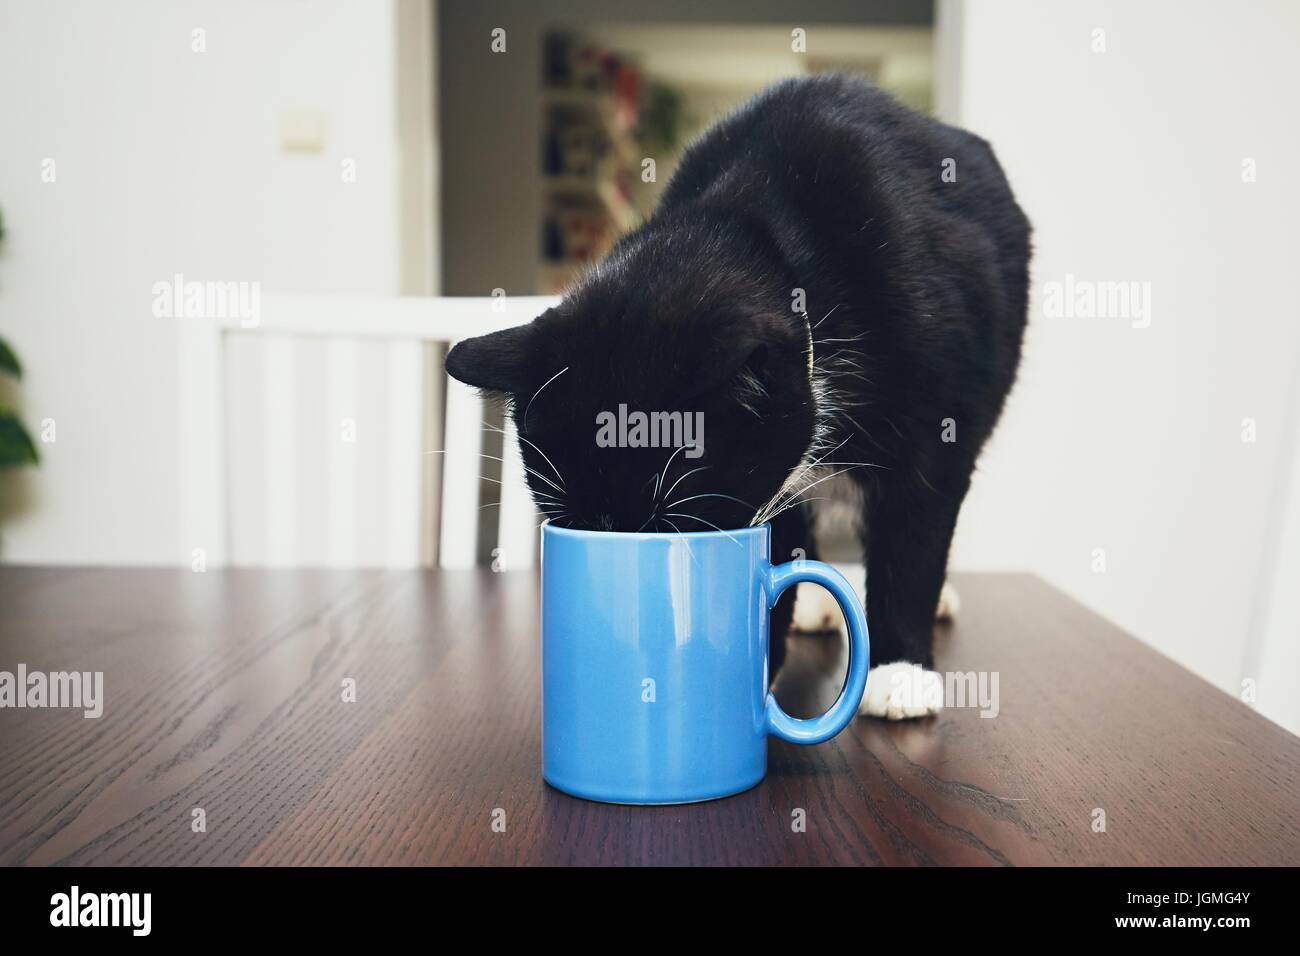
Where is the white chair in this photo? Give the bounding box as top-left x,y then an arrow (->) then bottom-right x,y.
176,293 -> 560,570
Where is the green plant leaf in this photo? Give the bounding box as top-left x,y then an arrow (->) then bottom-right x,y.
0,337 -> 20,379
0,409 -> 39,467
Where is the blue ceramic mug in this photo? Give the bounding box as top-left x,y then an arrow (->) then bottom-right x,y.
541,522 -> 870,804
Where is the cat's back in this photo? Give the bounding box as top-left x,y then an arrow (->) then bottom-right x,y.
656,74 -> 1030,327
660,74 -> 1027,248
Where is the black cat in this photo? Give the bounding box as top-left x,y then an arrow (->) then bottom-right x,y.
446,75 -> 1030,712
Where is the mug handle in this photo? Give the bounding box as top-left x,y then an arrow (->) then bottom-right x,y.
763,559 -> 871,744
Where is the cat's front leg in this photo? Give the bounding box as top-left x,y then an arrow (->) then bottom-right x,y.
859,662 -> 945,720
792,580 -> 951,719
857,477 -> 967,719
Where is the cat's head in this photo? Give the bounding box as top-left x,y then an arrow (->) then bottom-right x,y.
445,212 -> 819,533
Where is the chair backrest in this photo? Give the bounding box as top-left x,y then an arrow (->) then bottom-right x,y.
176,293 -> 560,570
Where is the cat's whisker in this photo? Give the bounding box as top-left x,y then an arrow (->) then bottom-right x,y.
661,512 -> 742,546
664,492 -> 754,512
815,349 -> 863,370
425,449 -> 562,493
424,447 -> 568,519
522,366 -> 569,436
812,332 -> 868,345
535,506 -> 571,530
755,466 -> 829,524
831,369 -> 877,385
659,465 -> 710,506
753,436 -> 850,525
515,435 -> 567,491
657,517 -> 701,567
516,465 -> 566,497
489,496 -> 564,511
811,304 -> 841,329
454,450 -> 564,498
757,464 -> 873,525
759,495 -> 829,523
480,422 -> 567,490
651,443 -> 694,505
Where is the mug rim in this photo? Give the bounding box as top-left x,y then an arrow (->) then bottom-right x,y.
542,520 -> 770,541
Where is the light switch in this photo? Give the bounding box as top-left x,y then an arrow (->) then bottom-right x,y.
279,108 -> 326,153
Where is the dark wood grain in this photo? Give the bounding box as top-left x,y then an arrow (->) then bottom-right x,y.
0,567 -> 1296,865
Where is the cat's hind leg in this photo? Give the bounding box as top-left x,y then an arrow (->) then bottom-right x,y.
795,576 -> 958,633
768,502 -> 819,682
791,580 -> 844,633
936,580 -> 960,621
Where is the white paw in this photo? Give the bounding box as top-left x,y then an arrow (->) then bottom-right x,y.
858,662 -> 943,720
791,581 -> 844,633
936,581 -> 960,621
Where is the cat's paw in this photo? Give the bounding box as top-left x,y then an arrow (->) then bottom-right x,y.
936,581 -> 960,621
858,662 -> 943,720
791,581 -> 845,633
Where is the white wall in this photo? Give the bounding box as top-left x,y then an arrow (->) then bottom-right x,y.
0,0 -> 407,564
945,0 -> 1300,727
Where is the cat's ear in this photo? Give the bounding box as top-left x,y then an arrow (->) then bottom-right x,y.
445,324 -> 538,395
694,307 -> 809,396
689,337 -> 770,400
728,343 -> 773,417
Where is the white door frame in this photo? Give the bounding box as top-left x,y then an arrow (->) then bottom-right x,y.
1243,361 -> 1300,732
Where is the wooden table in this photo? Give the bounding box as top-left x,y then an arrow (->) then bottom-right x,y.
1,567 -> 1297,866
